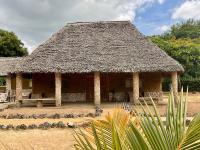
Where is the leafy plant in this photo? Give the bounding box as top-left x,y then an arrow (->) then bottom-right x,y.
150,36 -> 200,80
0,77 -> 5,86
150,20 -> 200,93
0,29 -> 28,57
74,90 -> 200,150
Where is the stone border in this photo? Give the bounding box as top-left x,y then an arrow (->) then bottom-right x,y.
0,119 -> 192,131
0,112 -> 99,119
0,107 -> 103,119
0,121 -> 91,130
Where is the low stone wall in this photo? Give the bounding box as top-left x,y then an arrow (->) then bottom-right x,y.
0,117 -> 192,130
109,92 -> 133,102
0,107 -> 103,130
0,121 -> 91,130
0,112 -> 98,119
62,93 -> 86,102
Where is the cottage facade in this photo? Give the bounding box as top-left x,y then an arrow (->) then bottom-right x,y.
6,21 -> 183,107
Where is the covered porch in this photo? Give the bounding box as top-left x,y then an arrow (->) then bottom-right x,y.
9,71 -> 178,107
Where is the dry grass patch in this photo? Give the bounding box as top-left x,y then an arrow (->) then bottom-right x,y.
0,129 -> 75,150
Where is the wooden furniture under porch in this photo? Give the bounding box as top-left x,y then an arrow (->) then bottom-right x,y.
18,98 -> 56,108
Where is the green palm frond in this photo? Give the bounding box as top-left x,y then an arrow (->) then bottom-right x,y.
74,90 -> 200,150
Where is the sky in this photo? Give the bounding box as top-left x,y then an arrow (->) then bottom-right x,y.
0,0 -> 200,53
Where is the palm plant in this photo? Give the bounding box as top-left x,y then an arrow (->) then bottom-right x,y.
74,90 -> 200,150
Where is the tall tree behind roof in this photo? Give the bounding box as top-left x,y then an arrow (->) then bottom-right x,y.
150,19 -> 200,79
0,29 -> 28,57
163,19 -> 200,39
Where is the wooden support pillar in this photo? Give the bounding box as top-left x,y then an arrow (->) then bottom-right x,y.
159,78 -> 163,101
6,73 -> 12,102
171,71 -> 178,101
132,72 -> 139,104
160,78 -> 163,92
94,72 -> 100,106
6,73 -> 11,92
16,73 -> 22,107
55,72 -> 62,107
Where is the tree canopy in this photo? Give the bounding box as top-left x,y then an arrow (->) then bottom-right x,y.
150,20 -> 200,79
166,19 -> 200,39
0,29 -> 28,57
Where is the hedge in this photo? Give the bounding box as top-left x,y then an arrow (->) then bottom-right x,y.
0,77 -> 5,86
163,78 -> 200,92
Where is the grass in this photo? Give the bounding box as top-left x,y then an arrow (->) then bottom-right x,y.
0,129 -> 75,150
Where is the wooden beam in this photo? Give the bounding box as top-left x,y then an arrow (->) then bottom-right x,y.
55,72 -> 62,107
159,77 -> 163,101
171,71 -> 178,102
6,73 -> 11,92
132,72 -> 139,104
16,73 -> 22,107
94,72 -> 100,106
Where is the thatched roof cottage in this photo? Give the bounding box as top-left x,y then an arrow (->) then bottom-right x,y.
8,21 -> 183,107
0,57 -> 31,93
0,57 -> 20,92
0,57 -> 21,76
0,57 -> 19,92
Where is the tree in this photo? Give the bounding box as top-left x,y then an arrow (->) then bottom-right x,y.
0,29 -> 28,57
163,19 -> 200,39
151,36 -> 200,79
150,20 -> 200,80
74,91 -> 200,150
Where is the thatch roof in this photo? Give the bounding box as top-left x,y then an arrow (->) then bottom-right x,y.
0,57 -> 21,76
15,21 -> 184,73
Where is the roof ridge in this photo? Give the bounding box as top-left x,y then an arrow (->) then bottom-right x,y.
66,20 -> 131,25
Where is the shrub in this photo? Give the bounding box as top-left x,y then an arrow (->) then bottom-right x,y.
0,77 -> 5,86
181,78 -> 200,92
163,78 -> 200,92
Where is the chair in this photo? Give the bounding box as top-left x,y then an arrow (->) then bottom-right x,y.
0,93 -> 8,103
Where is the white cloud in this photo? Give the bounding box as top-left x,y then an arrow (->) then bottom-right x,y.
172,0 -> 200,20
0,0 -> 160,53
158,0 -> 165,4
114,0 -> 154,20
22,40 -> 36,53
155,25 -> 170,34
